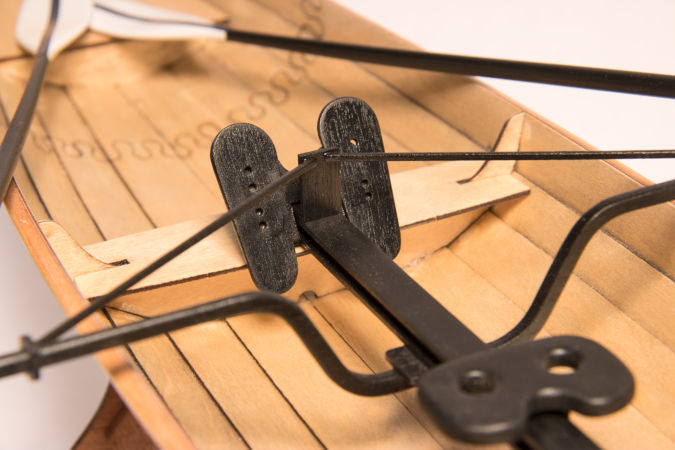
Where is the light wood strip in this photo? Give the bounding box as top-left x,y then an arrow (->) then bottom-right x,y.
0,75 -> 103,244
517,114 -> 675,279
170,49 -> 323,170
66,83 -> 225,227
449,212 -> 675,442
184,42 -> 419,173
226,303 -> 442,449
115,75 -> 224,198
493,174 -> 675,350
108,309 -> 248,450
12,158 -> 49,221
251,0 -> 521,149
169,321 -> 323,448
36,85 -> 154,239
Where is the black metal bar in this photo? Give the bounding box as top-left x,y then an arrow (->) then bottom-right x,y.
1,292 -> 410,396
226,29 -> 675,98
0,0 -> 60,205
300,214 -> 485,364
37,159 -> 318,344
491,178 -> 675,347
323,149 -> 675,162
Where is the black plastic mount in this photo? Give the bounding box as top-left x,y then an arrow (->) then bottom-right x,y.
418,335 -> 634,443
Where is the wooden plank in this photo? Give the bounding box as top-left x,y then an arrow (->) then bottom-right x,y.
66,83 -> 224,227
449,212 -> 675,443
517,114 -> 675,279
169,321 -> 323,448
225,303 -> 442,448
62,166 -> 528,306
108,309 -> 247,450
170,49 -> 324,170
251,0 -> 521,149
34,85 -> 154,239
0,75 -> 103,244
493,174 -> 675,350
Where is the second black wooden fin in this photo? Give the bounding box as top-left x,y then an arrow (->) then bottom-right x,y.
211,123 -> 298,293
317,97 -> 401,257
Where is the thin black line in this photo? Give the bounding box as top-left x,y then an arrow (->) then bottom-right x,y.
223,319 -> 327,449
325,149 -> 675,161
63,87 -> 157,228
100,309 -> 192,446
165,332 -> 252,450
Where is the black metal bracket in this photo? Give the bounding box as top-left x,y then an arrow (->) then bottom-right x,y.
211,97 -> 635,445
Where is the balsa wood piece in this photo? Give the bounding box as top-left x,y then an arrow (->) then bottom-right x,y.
476,112 -> 525,179
41,165 -> 528,305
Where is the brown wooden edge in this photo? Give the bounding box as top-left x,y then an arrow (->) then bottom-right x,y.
3,180 -> 196,450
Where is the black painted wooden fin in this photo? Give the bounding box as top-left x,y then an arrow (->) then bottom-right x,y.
211,123 -> 298,293
317,97 -> 401,258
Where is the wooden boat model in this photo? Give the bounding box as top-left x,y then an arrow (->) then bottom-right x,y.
0,0 -> 673,448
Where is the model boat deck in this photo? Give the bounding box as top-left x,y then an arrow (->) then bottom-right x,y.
0,0 -> 673,448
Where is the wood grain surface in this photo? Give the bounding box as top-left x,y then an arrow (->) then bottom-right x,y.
0,0 -> 673,448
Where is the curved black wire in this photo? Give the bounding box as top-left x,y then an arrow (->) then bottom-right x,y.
489,178 -> 675,347
1,292 -> 411,396
0,0 -> 60,205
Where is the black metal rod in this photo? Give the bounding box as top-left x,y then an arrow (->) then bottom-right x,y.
37,159 -> 317,344
300,214 -> 485,364
324,149 -> 675,162
92,4 -> 675,99
520,414 -> 599,450
0,0 -> 60,206
226,29 -> 675,99
491,179 -> 675,347
1,292 -> 410,396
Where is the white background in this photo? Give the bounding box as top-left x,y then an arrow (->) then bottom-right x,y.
0,1 -> 673,448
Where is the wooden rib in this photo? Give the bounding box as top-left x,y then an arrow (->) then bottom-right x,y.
63,166 -> 528,306
449,212 -> 675,443
493,174 -> 675,350
517,114 -> 675,279
252,0 -> 521,149
107,309 -> 247,450
66,83 -> 225,227
0,75 -> 103,244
